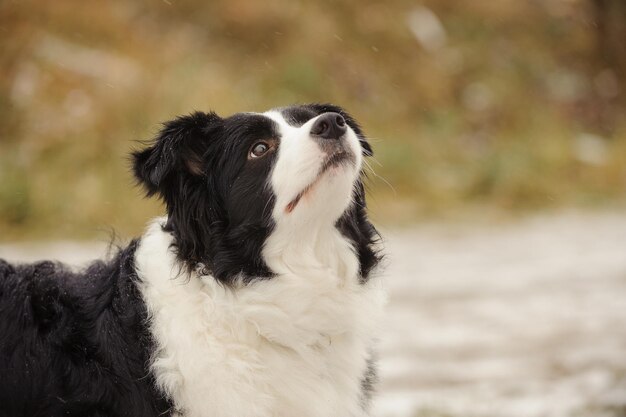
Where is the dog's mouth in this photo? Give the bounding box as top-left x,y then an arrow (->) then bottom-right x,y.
285,151 -> 354,214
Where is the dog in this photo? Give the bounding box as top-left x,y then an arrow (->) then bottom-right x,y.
0,103 -> 385,417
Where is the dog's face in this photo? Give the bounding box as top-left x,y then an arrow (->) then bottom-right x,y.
133,104 -> 379,284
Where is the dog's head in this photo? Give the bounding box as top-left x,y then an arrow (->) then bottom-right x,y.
133,103 -> 380,284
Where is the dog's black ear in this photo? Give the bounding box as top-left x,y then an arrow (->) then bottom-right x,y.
132,111 -> 222,196
308,103 -> 373,157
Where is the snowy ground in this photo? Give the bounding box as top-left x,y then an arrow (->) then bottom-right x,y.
1,211 -> 626,417
376,211 -> 626,417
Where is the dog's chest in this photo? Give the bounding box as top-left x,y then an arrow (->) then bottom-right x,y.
135,226 -> 383,417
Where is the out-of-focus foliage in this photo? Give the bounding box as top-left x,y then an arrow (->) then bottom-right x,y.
0,0 -> 625,239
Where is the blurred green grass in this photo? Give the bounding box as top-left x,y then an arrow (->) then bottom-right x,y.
1,0 -> 625,240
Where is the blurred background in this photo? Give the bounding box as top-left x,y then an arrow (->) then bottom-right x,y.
1,0 -> 625,416
1,0 -> 625,238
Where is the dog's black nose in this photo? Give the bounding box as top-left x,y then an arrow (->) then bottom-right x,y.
310,112 -> 347,140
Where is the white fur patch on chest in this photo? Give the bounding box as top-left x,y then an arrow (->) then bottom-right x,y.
135,218 -> 385,417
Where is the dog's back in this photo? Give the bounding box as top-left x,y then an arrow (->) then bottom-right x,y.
0,241 -> 170,417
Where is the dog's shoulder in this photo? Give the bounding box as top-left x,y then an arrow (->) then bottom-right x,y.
1,258 -> 74,326
0,241 -> 172,417
0,240 -> 141,316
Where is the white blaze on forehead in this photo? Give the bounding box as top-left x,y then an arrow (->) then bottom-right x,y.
264,111 -> 325,214
262,110 -> 362,224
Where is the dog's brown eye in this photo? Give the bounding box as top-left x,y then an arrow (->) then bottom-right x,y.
250,142 -> 270,158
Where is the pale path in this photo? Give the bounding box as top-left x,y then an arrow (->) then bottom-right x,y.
376,211 -> 626,417
1,211 -> 625,417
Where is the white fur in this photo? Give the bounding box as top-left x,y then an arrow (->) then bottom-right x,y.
264,110 -> 364,224
135,111 -> 385,417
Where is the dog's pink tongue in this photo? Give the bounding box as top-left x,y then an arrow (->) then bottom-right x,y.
285,193 -> 303,213
285,181 -> 318,213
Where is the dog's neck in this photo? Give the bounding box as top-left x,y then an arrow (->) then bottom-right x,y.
262,219 -> 360,284
143,216 -> 359,285
135,216 -> 384,417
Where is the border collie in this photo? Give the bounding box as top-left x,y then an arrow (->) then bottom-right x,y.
0,103 -> 385,417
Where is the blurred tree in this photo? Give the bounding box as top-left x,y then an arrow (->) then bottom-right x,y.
0,0 -> 625,239
591,0 -> 626,76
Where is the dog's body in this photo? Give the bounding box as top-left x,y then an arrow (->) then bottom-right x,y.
0,104 -> 384,417
0,241 -> 169,417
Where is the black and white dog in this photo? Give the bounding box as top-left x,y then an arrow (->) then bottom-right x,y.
0,104 -> 385,417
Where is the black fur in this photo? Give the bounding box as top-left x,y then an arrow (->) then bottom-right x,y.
132,103 -> 380,285
0,103 -> 381,416
0,242 -> 171,417
336,180 -> 382,283
360,353 -> 379,411
270,103 -> 382,281
132,111 -> 278,284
